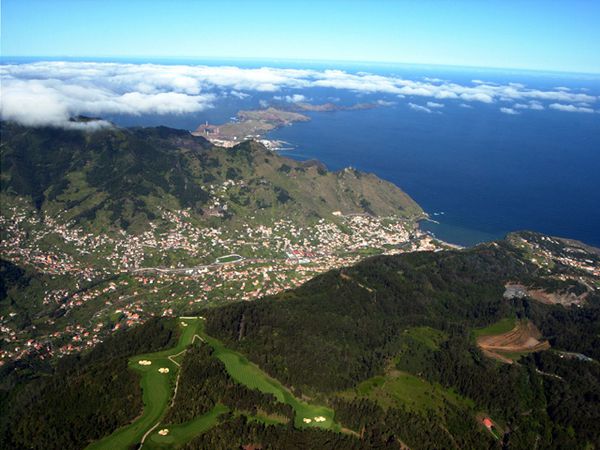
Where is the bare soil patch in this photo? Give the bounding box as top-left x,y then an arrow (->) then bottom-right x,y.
477,320 -> 550,364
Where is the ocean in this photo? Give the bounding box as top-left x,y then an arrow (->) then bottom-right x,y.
267,90 -> 600,247
3,57 -> 599,246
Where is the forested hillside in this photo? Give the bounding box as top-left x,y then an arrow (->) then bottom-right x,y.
0,318 -> 179,450
204,234 -> 600,448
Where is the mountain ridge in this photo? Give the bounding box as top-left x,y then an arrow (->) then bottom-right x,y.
1,121 -> 423,234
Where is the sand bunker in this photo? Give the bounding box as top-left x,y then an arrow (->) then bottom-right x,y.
138,360 -> 152,366
158,367 -> 170,374
180,322 -> 188,327
477,320 -> 550,364
302,418 -> 312,424
158,428 -> 169,436
314,416 -> 326,422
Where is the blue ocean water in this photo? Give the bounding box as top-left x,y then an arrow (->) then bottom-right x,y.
4,57 -> 599,246
269,103 -> 600,246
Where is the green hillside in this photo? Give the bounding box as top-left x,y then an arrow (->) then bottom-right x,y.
203,235 -> 600,448
0,122 -> 422,234
2,233 -> 599,449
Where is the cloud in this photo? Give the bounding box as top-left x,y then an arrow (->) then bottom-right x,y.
472,79 -> 498,86
426,101 -> 444,108
549,103 -> 595,113
0,68 -> 215,128
273,94 -> 306,103
459,103 -> 473,108
514,101 -> 544,110
408,103 -> 432,113
1,61 -> 598,127
230,90 -> 250,99
500,107 -> 520,115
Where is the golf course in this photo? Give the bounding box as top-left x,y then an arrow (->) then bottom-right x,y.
86,317 -> 336,450
198,321 -> 337,430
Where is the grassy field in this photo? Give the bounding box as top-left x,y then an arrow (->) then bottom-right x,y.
86,318 -> 202,450
473,317 -> 517,338
347,371 -> 471,413
215,254 -> 244,264
198,322 -> 337,430
403,326 -> 448,350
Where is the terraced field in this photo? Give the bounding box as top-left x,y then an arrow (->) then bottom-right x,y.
476,319 -> 550,363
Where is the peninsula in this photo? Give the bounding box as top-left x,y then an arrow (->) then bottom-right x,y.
192,102 -> 380,148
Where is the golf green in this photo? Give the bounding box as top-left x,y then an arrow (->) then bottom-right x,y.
86,318 -> 202,450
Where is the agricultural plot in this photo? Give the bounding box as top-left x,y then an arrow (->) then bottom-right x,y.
475,319 -> 550,363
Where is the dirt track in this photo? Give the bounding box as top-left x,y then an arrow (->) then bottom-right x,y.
477,320 -> 550,364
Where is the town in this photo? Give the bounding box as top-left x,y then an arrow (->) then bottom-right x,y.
0,190 -> 443,366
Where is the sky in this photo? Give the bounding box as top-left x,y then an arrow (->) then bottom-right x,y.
1,0 -> 599,74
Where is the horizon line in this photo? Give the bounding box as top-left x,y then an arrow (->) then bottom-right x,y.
2,54 -> 600,77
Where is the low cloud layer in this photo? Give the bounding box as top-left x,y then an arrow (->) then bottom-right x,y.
426,101 -> 444,108
549,103 -> 595,113
1,61 -> 598,127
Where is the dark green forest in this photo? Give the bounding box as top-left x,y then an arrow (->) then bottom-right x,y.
1,226 -> 599,448
165,344 -> 294,424
0,318 -> 179,450
203,240 -> 600,448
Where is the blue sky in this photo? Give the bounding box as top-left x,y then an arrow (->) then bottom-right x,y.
1,0 -> 599,73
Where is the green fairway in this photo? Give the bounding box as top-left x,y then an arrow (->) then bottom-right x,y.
145,404 -> 229,449
88,317 -> 337,450
198,322 -> 337,430
473,317 -> 516,337
86,318 -> 203,450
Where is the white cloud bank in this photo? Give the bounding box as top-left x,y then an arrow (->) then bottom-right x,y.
1,61 -> 598,127
548,103 -> 595,113
500,107 -> 520,115
514,101 -> 544,110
